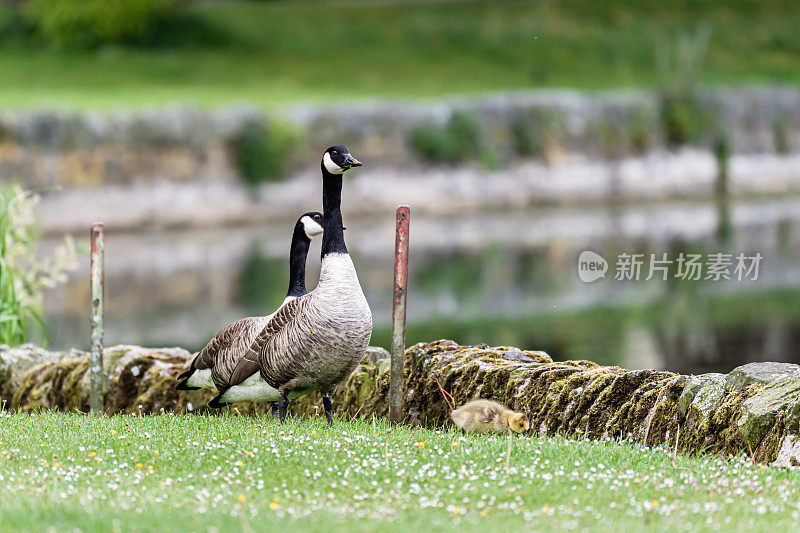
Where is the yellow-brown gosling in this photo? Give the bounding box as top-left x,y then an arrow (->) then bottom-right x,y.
451,399 -> 530,435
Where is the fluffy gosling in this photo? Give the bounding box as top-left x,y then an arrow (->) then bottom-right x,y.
451,399 -> 530,435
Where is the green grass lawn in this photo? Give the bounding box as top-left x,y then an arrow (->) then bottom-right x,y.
1,0 -> 799,108
1,411 -> 799,531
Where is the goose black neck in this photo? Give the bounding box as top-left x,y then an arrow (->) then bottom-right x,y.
287,224 -> 311,297
321,166 -> 348,257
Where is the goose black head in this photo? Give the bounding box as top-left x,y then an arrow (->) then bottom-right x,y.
297,211 -> 346,239
298,212 -> 324,238
322,145 -> 362,175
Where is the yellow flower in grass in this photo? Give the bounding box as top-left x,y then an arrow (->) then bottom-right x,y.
417,442 -> 425,449
136,463 -> 143,469
269,498 -> 279,511
238,495 -> 247,503
480,509 -> 489,518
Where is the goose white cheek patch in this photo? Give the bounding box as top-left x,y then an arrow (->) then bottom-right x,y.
323,152 -> 345,174
301,216 -> 324,236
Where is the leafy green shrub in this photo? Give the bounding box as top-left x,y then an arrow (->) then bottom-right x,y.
234,118 -> 300,187
409,121 -> 449,162
660,96 -> 707,146
510,109 -> 564,159
511,113 -> 536,156
23,0 -> 177,48
446,111 -> 481,160
656,27 -> 710,148
409,111 -> 482,164
627,112 -> 654,154
0,186 -> 79,346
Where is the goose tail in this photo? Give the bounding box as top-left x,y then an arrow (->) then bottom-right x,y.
208,388 -> 229,409
175,369 -> 200,391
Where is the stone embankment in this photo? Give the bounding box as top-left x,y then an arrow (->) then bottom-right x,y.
3,340 -> 800,466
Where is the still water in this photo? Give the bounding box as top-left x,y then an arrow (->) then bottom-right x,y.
41,196 -> 800,374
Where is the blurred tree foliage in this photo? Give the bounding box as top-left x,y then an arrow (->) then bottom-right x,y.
22,0 -> 177,48
234,118 -> 300,187
409,111 -> 482,164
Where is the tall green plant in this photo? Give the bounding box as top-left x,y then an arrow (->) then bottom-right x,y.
656,26 -> 711,146
0,186 -> 78,346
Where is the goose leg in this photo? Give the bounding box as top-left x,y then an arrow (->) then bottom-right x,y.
322,394 -> 334,426
277,395 -> 289,424
270,402 -> 278,418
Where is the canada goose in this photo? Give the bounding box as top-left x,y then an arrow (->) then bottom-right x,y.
210,145 -> 372,425
451,399 -> 530,435
175,211 -> 328,396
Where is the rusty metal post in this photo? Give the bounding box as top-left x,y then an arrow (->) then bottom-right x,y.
389,206 -> 410,423
90,223 -> 105,415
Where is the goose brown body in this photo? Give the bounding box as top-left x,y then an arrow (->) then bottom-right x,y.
241,253 -> 372,396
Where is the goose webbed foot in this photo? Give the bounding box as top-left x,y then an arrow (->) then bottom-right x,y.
322,394 -> 334,426
270,401 -> 278,418
277,395 -> 290,424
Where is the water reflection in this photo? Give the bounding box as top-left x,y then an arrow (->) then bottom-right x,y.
40,197 -> 800,374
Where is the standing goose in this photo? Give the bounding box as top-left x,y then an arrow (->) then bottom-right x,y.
210,146 -> 372,424
175,211 -> 327,398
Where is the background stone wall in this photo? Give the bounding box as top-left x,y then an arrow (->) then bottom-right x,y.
2,87 -> 799,190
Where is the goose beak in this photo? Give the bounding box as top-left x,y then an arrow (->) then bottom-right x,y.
343,154 -> 362,169
522,429 -> 531,437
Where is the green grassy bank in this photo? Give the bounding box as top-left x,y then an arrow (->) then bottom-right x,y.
1,412 -> 799,531
0,0 -> 799,108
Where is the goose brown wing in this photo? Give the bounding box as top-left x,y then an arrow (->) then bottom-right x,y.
224,297 -> 305,388
194,319 -> 249,371
182,317 -> 269,390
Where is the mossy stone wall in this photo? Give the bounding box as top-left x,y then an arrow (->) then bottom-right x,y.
3,340 -> 800,465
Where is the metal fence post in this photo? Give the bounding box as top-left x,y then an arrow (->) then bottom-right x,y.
389,206 -> 410,424
90,223 -> 105,415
